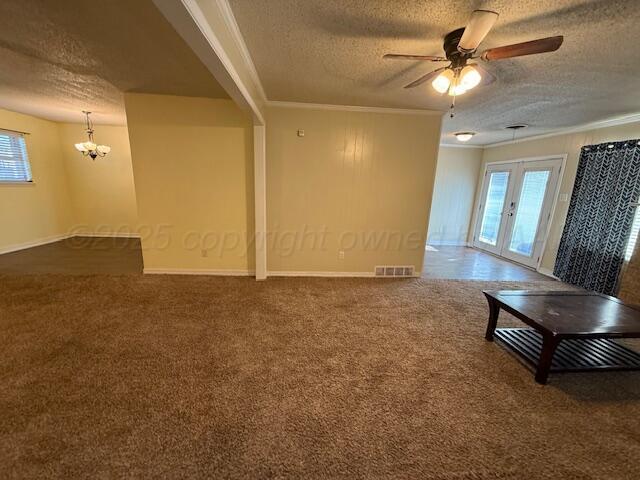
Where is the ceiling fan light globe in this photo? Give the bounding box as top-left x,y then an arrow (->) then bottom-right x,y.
74,143 -> 88,152
460,66 -> 482,90
448,84 -> 467,96
431,69 -> 453,94
84,141 -> 97,151
96,145 -> 111,155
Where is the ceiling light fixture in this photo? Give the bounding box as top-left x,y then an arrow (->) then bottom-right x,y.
455,132 -> 475,142
432,65 -> 482,98
385,8 -> 564,120
74,111 -> 110,160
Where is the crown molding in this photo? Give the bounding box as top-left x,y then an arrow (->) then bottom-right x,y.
265,100 -> 443,116
484,112 -> 640,148
217,0 -> 267,103
439,143 -> 483,149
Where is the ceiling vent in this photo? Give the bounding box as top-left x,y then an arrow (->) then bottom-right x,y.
505,124 -> 529,141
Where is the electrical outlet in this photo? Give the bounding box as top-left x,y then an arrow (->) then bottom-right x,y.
297,129 -> 305,137
338,250 -> 345,259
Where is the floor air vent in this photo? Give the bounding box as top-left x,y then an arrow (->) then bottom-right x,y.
374,266 -> 415,277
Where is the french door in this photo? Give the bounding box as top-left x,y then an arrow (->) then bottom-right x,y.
473,158 -> 562,268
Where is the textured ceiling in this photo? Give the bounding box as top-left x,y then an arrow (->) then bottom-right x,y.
229,0 -> 640,145
0,0 -> 228,125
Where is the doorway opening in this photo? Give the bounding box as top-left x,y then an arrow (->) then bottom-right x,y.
472,156 -> 564,269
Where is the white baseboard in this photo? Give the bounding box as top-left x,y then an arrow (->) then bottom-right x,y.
73,232 -> 141,238
143,268 -> 254,276
268,271 -> 420,278
268,270 -> 376,278
537,267 -> 560,280
427,241 -> 470,247
0,232 -> 141,256
0,233 -> 74,255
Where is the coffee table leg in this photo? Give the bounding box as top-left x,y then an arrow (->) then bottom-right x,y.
484,295 -> 500,341
535,335 -> 559,385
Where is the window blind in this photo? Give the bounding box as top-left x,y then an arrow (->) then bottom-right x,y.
0,131 -> 32,182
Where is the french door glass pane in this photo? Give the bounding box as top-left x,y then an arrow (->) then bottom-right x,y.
508,170 -> 550,256
479,171 -> 509,245
624,199 -> 640,261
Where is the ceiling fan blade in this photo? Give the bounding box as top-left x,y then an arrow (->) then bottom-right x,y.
404,67 -> 446,89
458,10 -> 499,53
481,36 -> 564,61
384,54 -> 447,61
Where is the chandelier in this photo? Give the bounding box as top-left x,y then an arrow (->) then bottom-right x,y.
74,111 -> 111,160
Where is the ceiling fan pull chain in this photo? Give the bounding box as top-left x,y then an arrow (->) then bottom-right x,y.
450,88 -> 457,118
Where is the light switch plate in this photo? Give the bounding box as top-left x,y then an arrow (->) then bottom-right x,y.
559,193 -> 569,202
297,129 -> 305,137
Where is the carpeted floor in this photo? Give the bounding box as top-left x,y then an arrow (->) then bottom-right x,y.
1,275 -> 639,479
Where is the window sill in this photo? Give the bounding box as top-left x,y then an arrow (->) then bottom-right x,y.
0,181 -> 35,185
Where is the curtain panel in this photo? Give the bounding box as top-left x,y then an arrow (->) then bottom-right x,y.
554,140 -> 640,295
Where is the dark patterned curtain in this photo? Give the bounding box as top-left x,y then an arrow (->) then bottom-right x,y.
554,140 -> 640,295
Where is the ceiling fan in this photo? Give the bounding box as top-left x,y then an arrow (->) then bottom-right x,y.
383,10 -> 563,116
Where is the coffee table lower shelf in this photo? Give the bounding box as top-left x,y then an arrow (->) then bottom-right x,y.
494,328 -> 640,373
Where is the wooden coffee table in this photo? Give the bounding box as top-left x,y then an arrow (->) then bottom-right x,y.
483,290 -> 640,384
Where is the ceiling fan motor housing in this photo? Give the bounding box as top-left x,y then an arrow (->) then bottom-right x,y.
443,28 -> 473,69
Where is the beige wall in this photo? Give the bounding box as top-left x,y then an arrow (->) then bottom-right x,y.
125,93 -> 255,272
0,109 -> 73,252
427,146 -> 483,246
58,123 -> 138,235
474,121 -> 640,272
265,106 -> 442,274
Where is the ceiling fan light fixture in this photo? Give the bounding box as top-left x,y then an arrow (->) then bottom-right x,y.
460,65 -> 482,90
448,83 -> 467,96
431,69 -> 454,94
455,132 -> 475,142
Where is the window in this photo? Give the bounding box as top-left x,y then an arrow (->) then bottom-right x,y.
625,202 -> 640,261
0,131 -> 32,182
